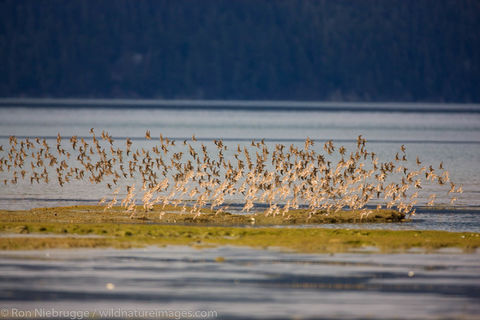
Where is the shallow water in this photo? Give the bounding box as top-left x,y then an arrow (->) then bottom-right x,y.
271,210 -> 480,233
0,101 -> 479,231
0,246 -> 479,320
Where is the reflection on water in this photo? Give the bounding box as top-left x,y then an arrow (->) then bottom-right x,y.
0,246 -> 479,319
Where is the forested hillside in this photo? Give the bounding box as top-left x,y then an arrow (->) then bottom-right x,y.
1,0 -> 479,102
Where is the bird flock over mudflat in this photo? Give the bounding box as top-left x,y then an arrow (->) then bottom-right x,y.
0,130 -> 462,219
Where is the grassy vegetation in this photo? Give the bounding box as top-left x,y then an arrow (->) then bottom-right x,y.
0,205 -> 479,253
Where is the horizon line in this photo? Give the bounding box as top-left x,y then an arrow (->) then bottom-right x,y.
0,97 -> 480,113
1,135 -> 479,145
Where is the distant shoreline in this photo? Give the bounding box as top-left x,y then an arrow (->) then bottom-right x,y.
1,98 -> 480,113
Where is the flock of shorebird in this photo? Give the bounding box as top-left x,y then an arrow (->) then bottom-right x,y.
0,130 -> 462,219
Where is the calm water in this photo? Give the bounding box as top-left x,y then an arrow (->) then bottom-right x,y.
0,246 -> 479,320
0,100 -> 480,230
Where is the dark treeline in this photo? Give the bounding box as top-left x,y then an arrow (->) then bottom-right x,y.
1,0 -> 479,102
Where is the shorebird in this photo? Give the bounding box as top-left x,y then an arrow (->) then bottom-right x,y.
0,132 -> 461,218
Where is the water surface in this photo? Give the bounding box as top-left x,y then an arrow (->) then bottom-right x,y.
0,246 -> 479,320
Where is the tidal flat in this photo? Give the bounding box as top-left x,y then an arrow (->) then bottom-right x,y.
0,205 -> 479,253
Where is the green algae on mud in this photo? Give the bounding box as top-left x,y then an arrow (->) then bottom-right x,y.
0,205 -> 406,225
0,205 -> 479,253
0,221 -> 479,253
